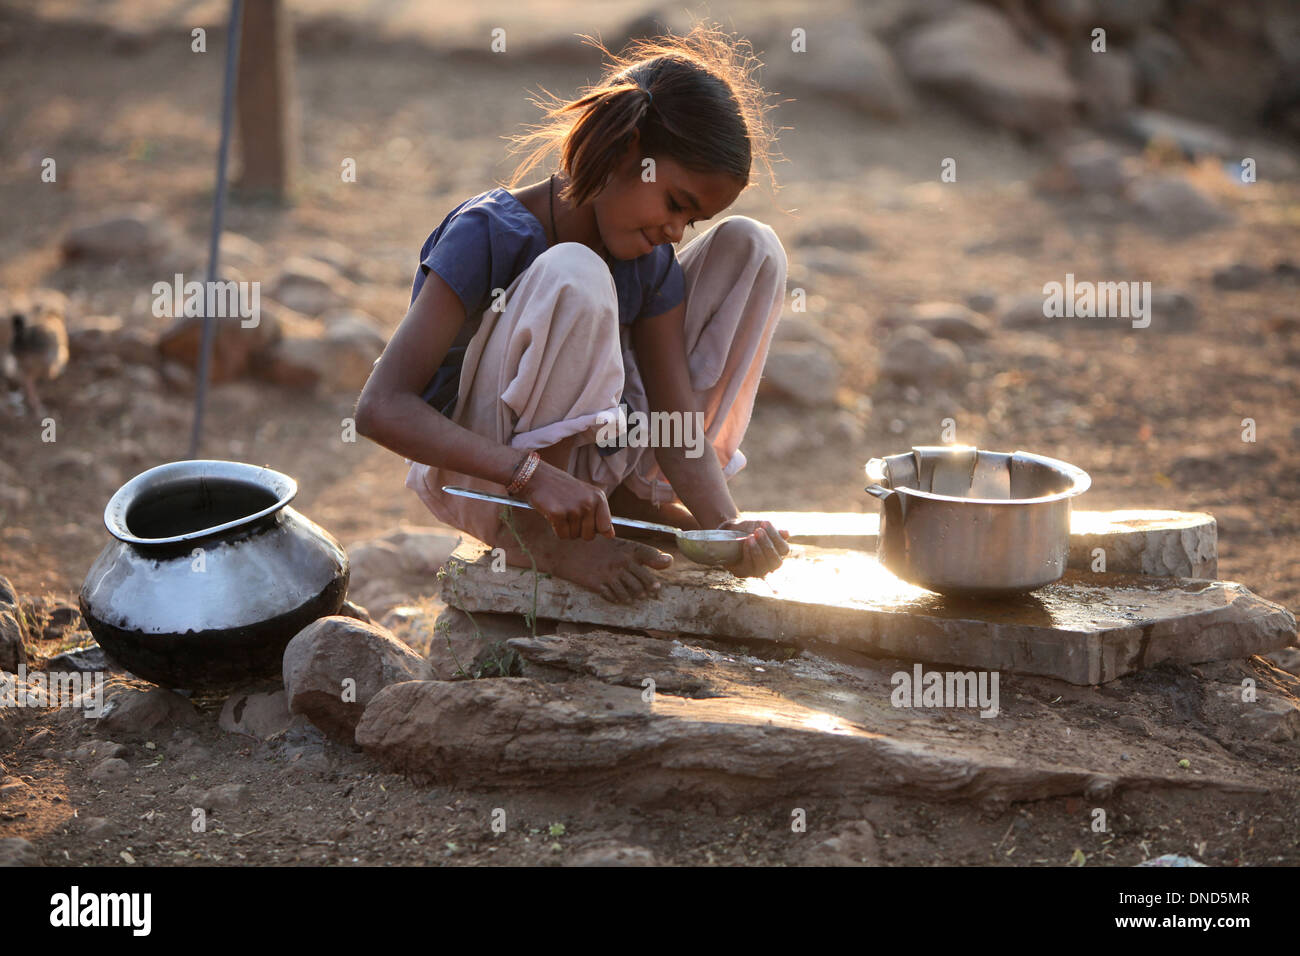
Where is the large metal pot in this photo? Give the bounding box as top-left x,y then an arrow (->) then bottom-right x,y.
79,460 -> 349,690
864,445 -> 1090,597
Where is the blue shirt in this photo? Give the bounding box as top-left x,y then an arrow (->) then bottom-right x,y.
410,186 -> 685,418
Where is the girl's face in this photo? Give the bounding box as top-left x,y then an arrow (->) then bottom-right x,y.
592,135 -> 747,260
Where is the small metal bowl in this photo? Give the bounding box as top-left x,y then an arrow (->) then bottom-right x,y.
675,529 -> 748,566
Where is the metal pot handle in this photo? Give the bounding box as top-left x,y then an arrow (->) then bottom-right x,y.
864,457 -> 889,487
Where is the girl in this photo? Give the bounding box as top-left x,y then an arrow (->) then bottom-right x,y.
356,24 -> 791,606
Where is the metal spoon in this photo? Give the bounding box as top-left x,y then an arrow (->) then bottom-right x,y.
441,485 -> 748,566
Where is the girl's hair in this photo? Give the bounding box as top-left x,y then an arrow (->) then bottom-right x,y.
506,20 -> 784,207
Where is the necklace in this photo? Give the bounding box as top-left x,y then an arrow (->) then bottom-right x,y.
548,173 -> 557,246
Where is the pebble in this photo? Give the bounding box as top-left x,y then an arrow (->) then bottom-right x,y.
1211,263 -> 1266,291
89,757 -> 131,783
0,837 -> 40,867
878,326 -> 966,386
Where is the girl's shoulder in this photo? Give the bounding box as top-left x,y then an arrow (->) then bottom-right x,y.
418,187 -> 547,260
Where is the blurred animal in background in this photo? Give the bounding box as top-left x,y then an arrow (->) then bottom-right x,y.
2,299 -> 69,420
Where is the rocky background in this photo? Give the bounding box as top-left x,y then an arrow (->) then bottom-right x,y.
1,0 -> 1298,866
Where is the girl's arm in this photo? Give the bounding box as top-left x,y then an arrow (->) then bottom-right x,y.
355,271 -> 615,540
355,271 -> 522,486
631,300 -> 738,529
633,301 -> 788,576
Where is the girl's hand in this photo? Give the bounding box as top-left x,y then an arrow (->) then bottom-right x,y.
718,518 -> 790,578
520,464 -> 616,541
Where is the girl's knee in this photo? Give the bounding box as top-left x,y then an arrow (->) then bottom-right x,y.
712,216 -> 786,268
533,242 -> 616,295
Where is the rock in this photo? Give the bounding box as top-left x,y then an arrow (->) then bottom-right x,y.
219,232 -> 266,273
73,740 -> 129,762
1115,714 -> 1154,736
878,326 -> 965,385
827,409 -> 867,445
1149,289 -> 1199,330
571,844 -> 658,867
898,5 -> 1078,134
760,341 -> 840,407
337,600 -> 373,624
252,313 -> 383,393
1265,647 -> 1300,676
41,604 -> 82,641
791,220 -> 873,251
345,527 -> 462,617
427,607 -> 529,681
356,669 -> 1256,808
1137,854 -> 1206,867
1123,109 -> 1232,160
889,302 -> 991,342
798,248 -> 859,278
1056,139 -> 1134,195
121,364 -> 163,392
157,307 -> 281,384
82,817 -> 117,838
1212,263 -> 1266,291
252,333 -> 329,389
268,256 -> 348,316
89,757 -> 131,783
207,782 -> 251,810
771,316 -> 837,350
308,240 -> 360,279
177,782 -> 251,811
68,318 -> 158,366
1075,50 -> 1138,124
772,22 -> 913,120
809,820 -> 881,866
1130,32 -> 1186,104
219,689 -> 303,739
1091,0 -> 1164,35
1128,176 -> 1231,234
0,575 -> 18,610
159,360 -> 195,391
321,310 -> 387,390
442,538 -> 1296,685
1068,509 -> 1216,578
0,837 -> 40,867
506,630 -> 729,697
0,610 -> 26,674
96,686 -> 199,736
1039,0 -> 1095,32
1235,692 -> 1300,743
60,205 -> 179,263
282,616 -> 432,744
46,645 -> 111,674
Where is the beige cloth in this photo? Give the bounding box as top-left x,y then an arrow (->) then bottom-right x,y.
405,215 -> 787,547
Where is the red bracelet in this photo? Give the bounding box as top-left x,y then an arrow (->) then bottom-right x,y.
506,450 -> 541,495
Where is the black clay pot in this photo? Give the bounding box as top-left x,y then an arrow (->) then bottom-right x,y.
79,460 -> 349,690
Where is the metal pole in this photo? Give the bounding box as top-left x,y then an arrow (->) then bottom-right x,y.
188,0 -> 245,459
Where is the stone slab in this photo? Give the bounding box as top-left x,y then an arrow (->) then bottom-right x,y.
738,509 -> 1217,578
355,629 -> 1275,807
441,540 -> 1295,685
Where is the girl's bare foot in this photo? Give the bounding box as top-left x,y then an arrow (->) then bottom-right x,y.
608,482 -> 700,530
491,504 -> 671,604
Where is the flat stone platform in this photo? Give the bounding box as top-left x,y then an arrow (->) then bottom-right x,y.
441,533 -> 1294,685
739,509 -> 1217,578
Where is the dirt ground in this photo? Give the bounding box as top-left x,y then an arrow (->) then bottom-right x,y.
1,8 -> 1298,866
